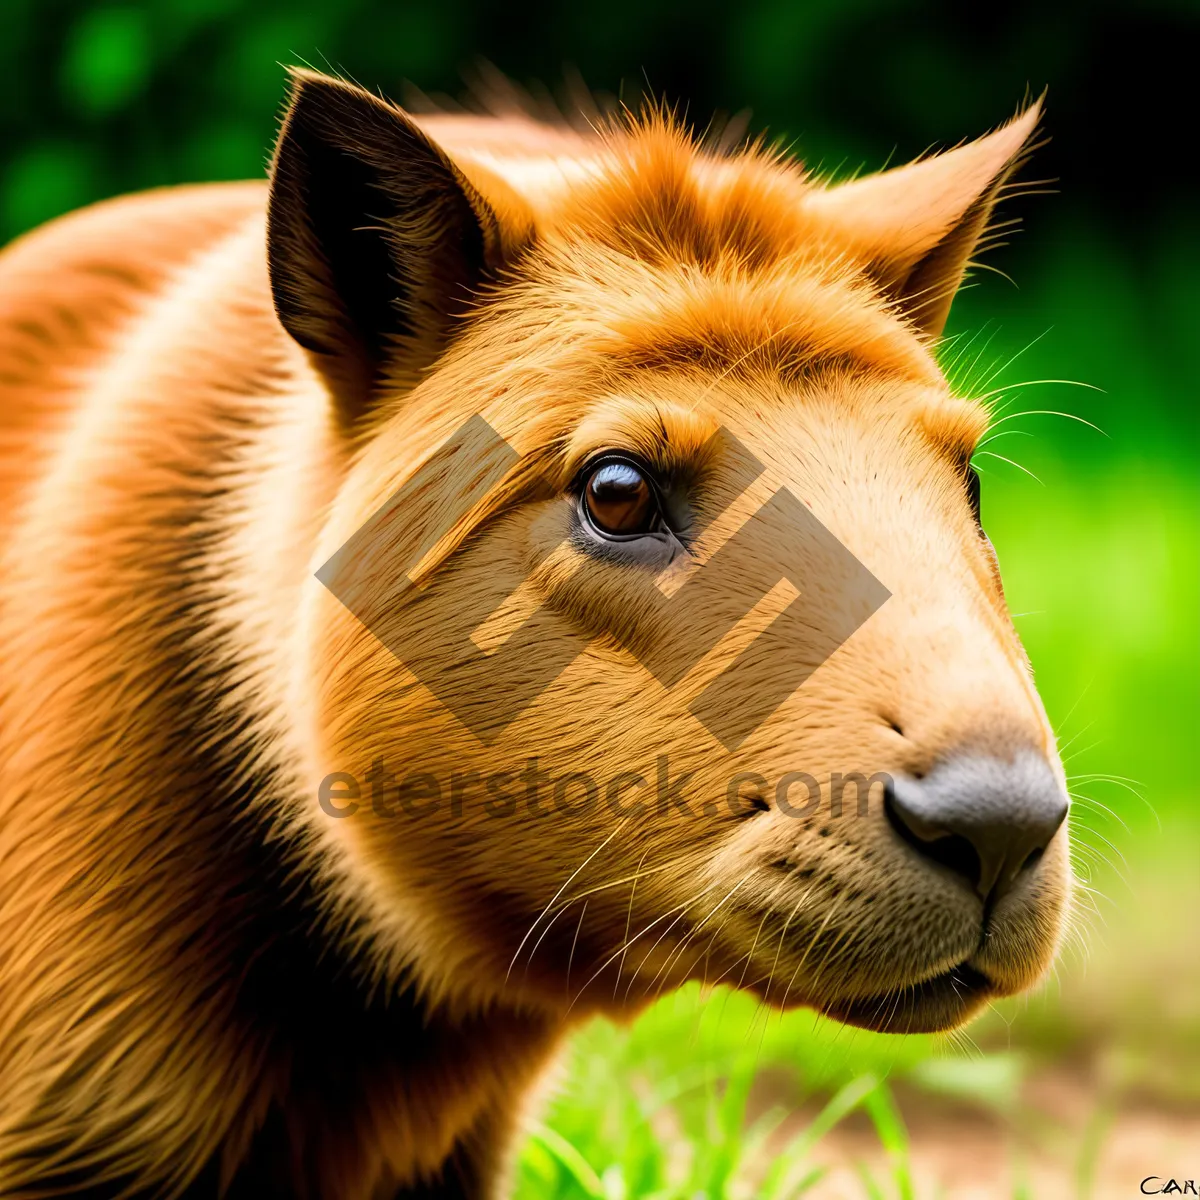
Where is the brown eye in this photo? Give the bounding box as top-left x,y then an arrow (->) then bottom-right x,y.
582,459 -> 659,536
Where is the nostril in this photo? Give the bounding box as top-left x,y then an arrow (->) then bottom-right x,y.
885,788 -> 983,890
884,754 -> 1066,903
917,830 -> 983,888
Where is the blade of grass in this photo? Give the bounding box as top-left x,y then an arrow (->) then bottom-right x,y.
759,1073 -> 880,1200
1074,1099 -> 1114,1200
791,1165 -> 830,1197
863,1083 -> 914,1200
855,1160 -> 888,1200
704,1054 -> 758,1192
526,1122 -> 608,1200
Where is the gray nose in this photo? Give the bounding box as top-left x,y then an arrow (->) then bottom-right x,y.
885,752 -> 1068,901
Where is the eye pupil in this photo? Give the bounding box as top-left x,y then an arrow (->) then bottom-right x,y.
584,461 -> 657,535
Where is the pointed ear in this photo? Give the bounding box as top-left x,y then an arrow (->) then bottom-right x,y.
805,101 -> 1044,339
267,70 -> 533,427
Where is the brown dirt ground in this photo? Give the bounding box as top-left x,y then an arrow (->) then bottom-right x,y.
785,1066 -> 1200,1200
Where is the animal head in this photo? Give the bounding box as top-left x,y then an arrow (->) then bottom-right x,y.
272,71 -> 1070,1033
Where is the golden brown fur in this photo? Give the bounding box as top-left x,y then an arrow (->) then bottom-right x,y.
0,71 -> 1069,1197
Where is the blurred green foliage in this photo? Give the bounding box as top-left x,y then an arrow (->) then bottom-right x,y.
2,0 -> 1196,449
4,1 -> 1197,1193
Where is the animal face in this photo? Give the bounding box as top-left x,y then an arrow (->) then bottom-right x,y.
274,72 -> 1070,1033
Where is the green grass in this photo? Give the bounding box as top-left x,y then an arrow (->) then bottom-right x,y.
514,991 -> 922,1199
